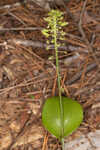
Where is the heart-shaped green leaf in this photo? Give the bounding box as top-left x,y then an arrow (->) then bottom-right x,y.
42,96 -> 83,139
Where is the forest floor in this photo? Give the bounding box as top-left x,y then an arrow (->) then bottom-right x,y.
0,0 -> 100,150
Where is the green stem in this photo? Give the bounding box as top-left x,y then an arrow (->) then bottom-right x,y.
54,17 -> 64,149
61,138 -> 65,150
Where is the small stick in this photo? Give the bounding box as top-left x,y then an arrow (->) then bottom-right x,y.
78,0 -> 99,66
66,63 -> 97,85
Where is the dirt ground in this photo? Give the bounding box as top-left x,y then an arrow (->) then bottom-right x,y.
0,0 -> 100,150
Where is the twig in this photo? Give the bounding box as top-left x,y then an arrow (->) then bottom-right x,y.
0,27 -> 42,31
8,12 -> 26,25
78,0 -> 99,66
65,63 -> 97,85
8,38 -> 88,53
0,0 -> 27,10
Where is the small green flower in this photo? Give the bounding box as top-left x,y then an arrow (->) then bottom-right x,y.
42,29 -> 50,38
42,9 -> 68,48
48,55 -> 54,60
